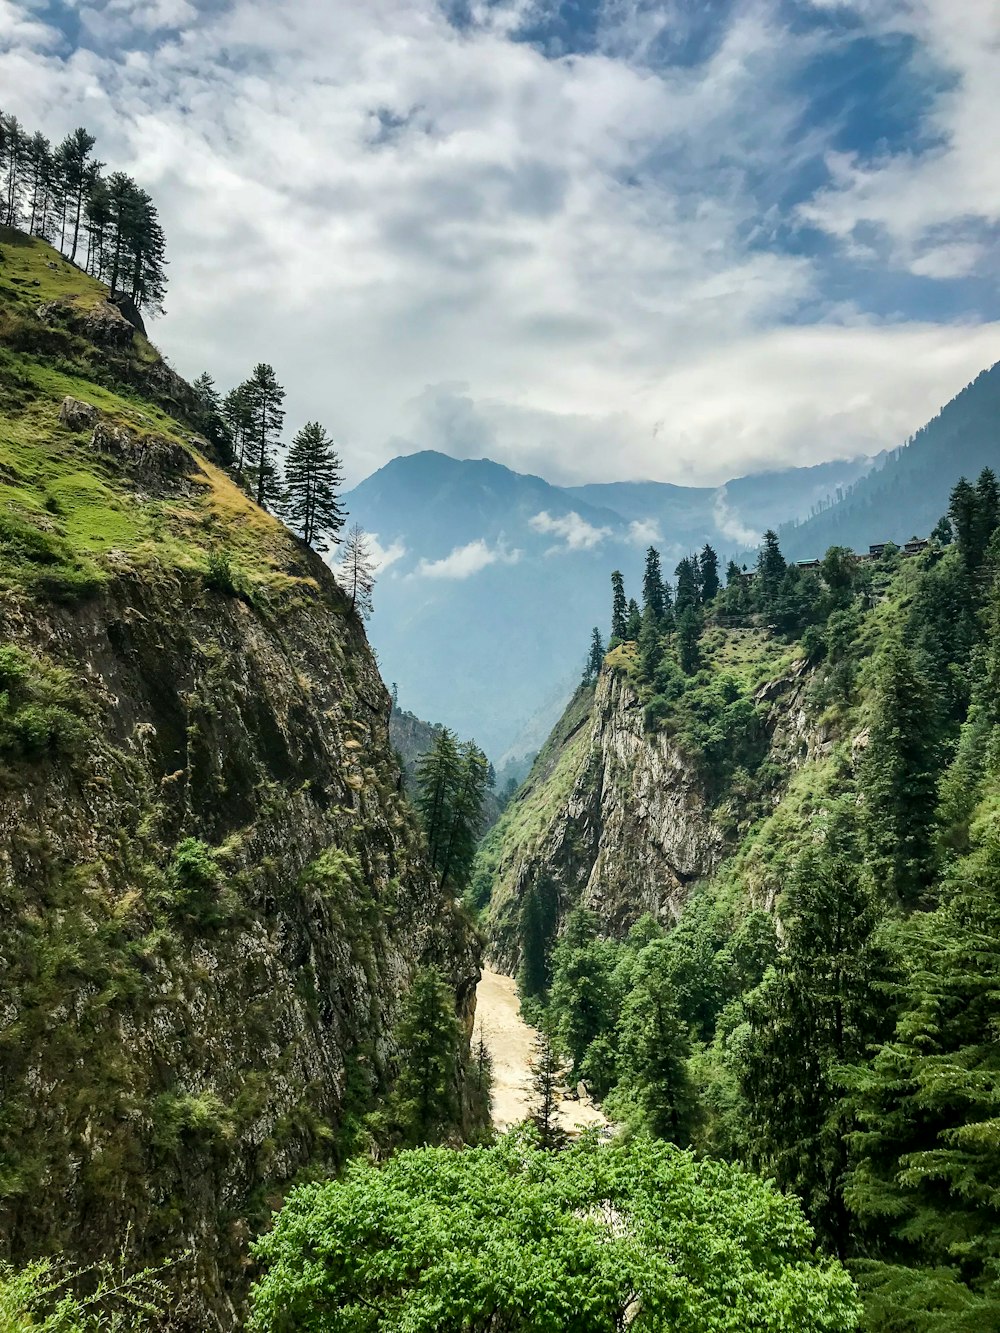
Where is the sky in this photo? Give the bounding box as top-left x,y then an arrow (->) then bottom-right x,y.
2,0 -> 999,487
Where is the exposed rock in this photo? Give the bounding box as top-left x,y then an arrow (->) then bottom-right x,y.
58,395 -> 99,432
0,557 -> 480,1331
109,291 -> 147,335
91,420 -> 200,491
37,297 -> 136,350
487,656 -> 828,971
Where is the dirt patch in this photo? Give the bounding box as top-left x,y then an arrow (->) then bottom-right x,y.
474,967 -> 608,1134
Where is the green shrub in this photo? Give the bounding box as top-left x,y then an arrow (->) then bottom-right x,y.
0,1255 -> 171,1331
204,549 -> 238,596
160,838 -> 230,927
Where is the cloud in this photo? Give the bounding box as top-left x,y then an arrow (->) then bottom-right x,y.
627,518 -> 662,545
414,538 -> 521,579
1,0 -> 998,492
366,533 -> 407,574
711,488 -> 760,548
529,510 -> 612,551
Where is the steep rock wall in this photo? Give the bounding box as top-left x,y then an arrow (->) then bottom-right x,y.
485,654 -> 825,971
0,557 -> 479,1327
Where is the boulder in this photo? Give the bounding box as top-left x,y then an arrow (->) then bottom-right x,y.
59,396 -> 100,432
91,421 -> 200,491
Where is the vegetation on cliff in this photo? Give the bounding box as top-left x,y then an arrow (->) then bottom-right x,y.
0,226 -> 481,1328
478,472 -> 1000,1331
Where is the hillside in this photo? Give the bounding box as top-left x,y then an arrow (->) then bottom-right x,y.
772,362 -> 1000,560
344,450 -> 873,759
475,493 -> 1000,1328
0,229 -> 480,1328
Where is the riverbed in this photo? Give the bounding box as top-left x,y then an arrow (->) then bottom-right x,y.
474,967 -> 608,1134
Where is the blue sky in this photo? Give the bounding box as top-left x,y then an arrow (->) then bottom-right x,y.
2,0 -> 999,486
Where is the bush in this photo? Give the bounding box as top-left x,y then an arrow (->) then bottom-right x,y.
160,837 -> 230,927
204,549 -> 239,596
248,1133 -> 862,1332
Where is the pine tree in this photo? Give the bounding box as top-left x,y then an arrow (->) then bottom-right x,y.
528,1020 -> 568,1151
625,598 -> 642,641
548,909 -> 616,1074
57,127 -> 97,264
676,607 -> 700,675
241,363 -> 286,508
393,966 -> 461,1146
338,524 -> 376,619
642,547 -> 666,625
222,384 -> 255,485
699,543 -> 720,602
757,530 -> 787,607
518,881 -> 559,999
284,422 -> 347,551
949,477 -> 978,564
638,604 -> 663,680
725,559 -> 742,586
615,940 -> 697,1144
847,809 -> 1000,1321
859,639 -> 940,908
583,627 -> 604,684
674,557 -> 699,615
416,732 -> 489,896
610,570 -> 628,643
740,807 -> 895,1256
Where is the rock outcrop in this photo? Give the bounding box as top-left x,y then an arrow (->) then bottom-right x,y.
484,654 -> 825,972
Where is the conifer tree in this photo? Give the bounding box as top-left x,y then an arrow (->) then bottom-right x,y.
528,1020 -> 568,1151
948,476 -> 978,562
222,384 -> 254,485
676,607 -> 700,675
548,909 -> 616,1074
859,639 -> 940,907
518,881 -> 559,999
638,605 -> 663,680
642,547 -> 666,625
339,524 -> 376,619
847,809 -> 1000,1321
415,732 -> 489,896
725,559 -> 742,586
610,570 -> 628,643
58,127 -> 97,264
393,966 -> 460,1146
283,421 -> 346,551
583,627 -> 604,684
615,940 -> 697,1144
243,363 -> 286,508
757,530 -> 787,608
674,557 -> 699,615
740,808 -> 894,1256
625,598 -> 642,640
699,543 -> 720,602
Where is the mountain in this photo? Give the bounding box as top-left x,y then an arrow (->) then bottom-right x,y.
0,226 -> 479,1328
771,363 -> 1000,561
345,451 -> 874,758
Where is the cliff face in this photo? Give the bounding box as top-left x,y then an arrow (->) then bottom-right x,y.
482,650 -> 826,971
0,231 -> 479,1327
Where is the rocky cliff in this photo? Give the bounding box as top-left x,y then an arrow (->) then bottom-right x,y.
0,230 -> 479,1327
480,636 -> 827,972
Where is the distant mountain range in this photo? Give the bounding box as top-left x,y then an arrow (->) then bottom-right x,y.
346,360 -> 998,760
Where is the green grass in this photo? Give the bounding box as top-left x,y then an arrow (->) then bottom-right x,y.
0,228 -> 323,604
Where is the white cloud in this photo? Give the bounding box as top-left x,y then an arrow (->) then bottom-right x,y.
366,533 -> 407,574
711,488 -> 760,548
798,1 -> 1000,274
414,539 -> 521,579
627,518 -> 662,545
1,0 -> 997,491
529,510 -> 612,551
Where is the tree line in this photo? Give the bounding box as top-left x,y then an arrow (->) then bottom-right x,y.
527,468 -> 1000,1332
188,363 -> 378,617
1,110 -> 167,313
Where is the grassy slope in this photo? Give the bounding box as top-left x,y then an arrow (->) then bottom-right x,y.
0,227 -> 315,606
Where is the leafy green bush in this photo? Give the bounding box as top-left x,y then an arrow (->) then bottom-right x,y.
204,549 -> 239,596
0,1255 -> 170,1331
159,837 -> 231,926
0,646 -> 91,762
248,1132 -> 861,1332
